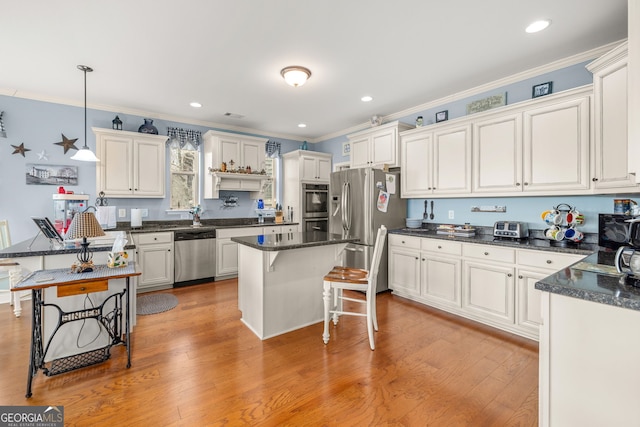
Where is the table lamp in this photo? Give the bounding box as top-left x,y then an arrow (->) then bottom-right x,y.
65,207 -> 105,273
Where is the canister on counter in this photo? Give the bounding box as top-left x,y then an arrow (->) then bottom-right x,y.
614,199 -> 633,214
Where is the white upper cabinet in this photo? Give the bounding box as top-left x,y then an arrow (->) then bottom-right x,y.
203,131 -> 269,199
587,42 -> 640,191
348,121 -> 412,169
399,123 -> 471,197
473,113 -> 523,193
432,124 -> 472,195
401,132 -> 432,197
523,93 -> 590,193
300,152 -> 332,182
94,127 -> 167,198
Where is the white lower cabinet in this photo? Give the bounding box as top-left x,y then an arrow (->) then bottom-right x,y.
389,235 -> 586,340
133,232 -> 174,292
215,227 -> 263,277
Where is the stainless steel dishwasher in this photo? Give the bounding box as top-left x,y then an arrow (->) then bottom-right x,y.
174,229 -> 216,287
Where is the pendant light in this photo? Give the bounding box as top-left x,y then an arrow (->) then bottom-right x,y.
71,65 -> 99,162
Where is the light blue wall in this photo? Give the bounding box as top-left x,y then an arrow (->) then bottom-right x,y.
315,60 -> 630,233
0,96 -> 301,242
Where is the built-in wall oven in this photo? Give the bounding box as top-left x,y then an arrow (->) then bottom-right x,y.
302,183 -> 329,231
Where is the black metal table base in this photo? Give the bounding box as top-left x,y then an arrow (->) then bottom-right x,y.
26,278 -> 131,398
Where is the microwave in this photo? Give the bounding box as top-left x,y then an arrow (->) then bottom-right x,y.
598,214 -> 634,249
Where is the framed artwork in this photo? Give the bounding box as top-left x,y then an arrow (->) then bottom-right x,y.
26,164 -> 78,185
435,110 -> 448,123
532,82 -> 553,98
342,142 -> 351,156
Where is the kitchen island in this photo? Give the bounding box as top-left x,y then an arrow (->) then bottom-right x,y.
232,231 -> 358,340
535,251 -> 640,426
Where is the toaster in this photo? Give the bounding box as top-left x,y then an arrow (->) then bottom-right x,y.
493,221 -> 529,239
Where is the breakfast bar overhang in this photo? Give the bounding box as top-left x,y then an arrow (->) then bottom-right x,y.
232,231 -> 358,340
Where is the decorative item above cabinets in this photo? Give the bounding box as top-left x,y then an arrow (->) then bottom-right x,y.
203,130 -> 271,199
94,127 -> 168,198
347,120 -> 413,169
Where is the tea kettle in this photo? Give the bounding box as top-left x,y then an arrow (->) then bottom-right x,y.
615,246 -> 640,276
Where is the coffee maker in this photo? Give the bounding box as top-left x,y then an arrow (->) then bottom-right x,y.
615,219 -> 640,286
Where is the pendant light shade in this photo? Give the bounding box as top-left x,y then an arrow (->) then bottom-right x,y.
280,66 -> 311,87
71,65 -> 99,162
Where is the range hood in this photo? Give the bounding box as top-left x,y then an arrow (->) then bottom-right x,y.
206,171 -> 271,199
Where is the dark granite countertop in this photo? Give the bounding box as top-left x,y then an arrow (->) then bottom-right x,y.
390,228 -> 596,255
113,218 -> 298,234
232,231 -> 359,252
535,251 -> 640,311
0,232 -> 136,259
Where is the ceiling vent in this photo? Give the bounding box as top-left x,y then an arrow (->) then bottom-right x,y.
224,112 -> 245,119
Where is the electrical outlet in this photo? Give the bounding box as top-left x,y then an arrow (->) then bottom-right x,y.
118,209 -> 126,218
448,210 -> 455,219
141,209 -> 149,218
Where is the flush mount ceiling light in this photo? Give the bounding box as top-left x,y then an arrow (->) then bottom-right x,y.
280,66 -> 312,87
71,65 -> 99,162
526,19 -> 551,33
361,95 -> 373,102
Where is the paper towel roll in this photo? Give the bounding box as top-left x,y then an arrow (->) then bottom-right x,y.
131,208 -> 142,228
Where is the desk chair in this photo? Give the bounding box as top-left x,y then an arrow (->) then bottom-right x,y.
322,225 -> 387,350
0,220 -> 24,317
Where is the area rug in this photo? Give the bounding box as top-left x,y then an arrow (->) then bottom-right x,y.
136,293 -> 179,315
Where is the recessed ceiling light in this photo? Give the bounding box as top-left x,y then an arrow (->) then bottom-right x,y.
361,95 -> 373,102
190,102 -> 202,108
298,123 -> 307,128
525,19 -> 551,33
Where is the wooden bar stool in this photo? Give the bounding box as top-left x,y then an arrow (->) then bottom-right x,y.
322,225 -> 387,350
1,220 -> 24,317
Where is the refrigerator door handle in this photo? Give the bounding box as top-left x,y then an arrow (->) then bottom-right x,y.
345,182 -> 352,232
341,181 -> 347,231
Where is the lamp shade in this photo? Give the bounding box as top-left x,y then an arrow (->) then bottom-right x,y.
70,147 -> 100,161
65,210 -> 105,240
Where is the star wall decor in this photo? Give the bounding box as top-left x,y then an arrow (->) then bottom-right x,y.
11,143 -> 30,157
54,133 -> 78,154
37,150 -> 49,161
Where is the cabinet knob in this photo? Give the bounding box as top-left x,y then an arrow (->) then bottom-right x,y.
438,245 -> 442,249
523,182 -> 529,186
516,182 -> 521,186
415,257 -> 419,260
518,275 -> 523,279
401,240 -> 405,244
546,260 -> 552,264
592,177 -> 599,182
484,251 -> 489,256
421,258 -> 425,261
507,273 -> 512,277
80,287 -> 86,291
154,238 -> 157,240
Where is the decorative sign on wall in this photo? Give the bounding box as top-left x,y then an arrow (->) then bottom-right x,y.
466,92 -> 507,114
342,142 -> 351,156
26,164 -> 78,185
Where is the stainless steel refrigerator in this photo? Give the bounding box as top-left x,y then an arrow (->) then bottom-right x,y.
330,168 -> 406,292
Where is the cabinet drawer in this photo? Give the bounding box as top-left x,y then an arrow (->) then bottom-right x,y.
135,232 -> 173,245
264,225 -> 297,234
463,244 -> 515,264
58,279 -> 109,297
517,249 -> 584,270
422,239 -> 462,256
388,234 -> 421,250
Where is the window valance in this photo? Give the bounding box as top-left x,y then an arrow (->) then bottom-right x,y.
265,140 -> 281,158
167,127 -> 202,150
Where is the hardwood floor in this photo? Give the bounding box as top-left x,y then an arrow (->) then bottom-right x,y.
0,280 -> 539,426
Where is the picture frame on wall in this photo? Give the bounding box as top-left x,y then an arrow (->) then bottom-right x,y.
435,110 -> 448,123
26,164 -> 78,185
532,81 -> 553,98
342,142 -> 351,156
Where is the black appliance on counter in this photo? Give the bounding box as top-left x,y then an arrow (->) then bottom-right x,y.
598,213 -> 635,250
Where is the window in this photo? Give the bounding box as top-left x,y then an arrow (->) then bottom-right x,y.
261,156 -> 277,207
170,147 -> 199,210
